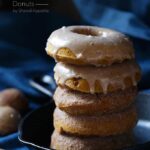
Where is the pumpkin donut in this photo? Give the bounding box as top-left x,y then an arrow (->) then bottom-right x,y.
46,26 -> 135,66
54,60 -> 141,94
51,130 -> 134,150
53,105 -> 137,136
53,86 -> 137,115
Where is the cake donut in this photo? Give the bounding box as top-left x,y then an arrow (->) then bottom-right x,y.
53,105 -> 137,136
54,60 -> 141,94
51,130 -> 134,150
46,26 -> 135,66
54,86 -> 137,115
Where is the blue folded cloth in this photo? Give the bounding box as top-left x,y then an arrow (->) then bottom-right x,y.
0,12 -> 73,150
0,0 -> 150,149
74,0 -> 150,40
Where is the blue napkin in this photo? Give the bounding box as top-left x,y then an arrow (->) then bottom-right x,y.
0,12 -> 76,149
0,0 -> 150,149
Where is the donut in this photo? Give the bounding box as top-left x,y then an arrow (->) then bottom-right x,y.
54,86 -> 137,115
53,105 -> 137,137
51,130 -> 134,150
46,26 -> 135,66
54,60 -> 141,94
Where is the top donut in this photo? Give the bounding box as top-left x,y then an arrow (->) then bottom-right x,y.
46,26 -> 135,66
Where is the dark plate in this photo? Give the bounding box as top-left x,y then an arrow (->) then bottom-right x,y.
18,92 -> 150,150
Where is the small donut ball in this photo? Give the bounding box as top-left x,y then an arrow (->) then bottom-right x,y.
0,88 -> 28,112
0,106 -> 21,135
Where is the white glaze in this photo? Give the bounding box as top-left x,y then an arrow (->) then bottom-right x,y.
46,26 -> 134,66
54,61 -> 141,94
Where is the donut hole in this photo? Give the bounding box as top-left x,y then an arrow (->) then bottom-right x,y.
71,28 -> 99,36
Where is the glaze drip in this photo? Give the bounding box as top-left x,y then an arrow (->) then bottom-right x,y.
54,61 -> 141,94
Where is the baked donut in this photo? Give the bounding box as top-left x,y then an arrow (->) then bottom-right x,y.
54,105 -> 137,136
54,86 -> 137,115
51,130 -> 134,150
54,60 -> 141,94
46,26 -> 135,66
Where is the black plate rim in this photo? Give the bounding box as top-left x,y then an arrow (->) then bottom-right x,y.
18,102 -> 52,150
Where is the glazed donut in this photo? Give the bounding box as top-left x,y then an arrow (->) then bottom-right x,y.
51,130 -> 134,150
54,60 -> 141,94
53,105 -> 137,136
54,86 -> 137,115
46,26 -> 135,66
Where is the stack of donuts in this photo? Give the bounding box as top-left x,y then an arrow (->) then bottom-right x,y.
46,26 -> 141,150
